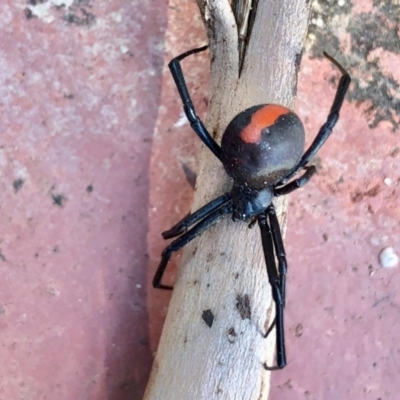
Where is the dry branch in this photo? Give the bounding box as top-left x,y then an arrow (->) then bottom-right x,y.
145,1 -> 311,399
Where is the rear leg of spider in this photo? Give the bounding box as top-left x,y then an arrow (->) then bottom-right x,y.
258,206 -> 287,369
260,167 -> 317,368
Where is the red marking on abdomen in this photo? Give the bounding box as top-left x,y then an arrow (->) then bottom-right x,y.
240,105 -> 291,144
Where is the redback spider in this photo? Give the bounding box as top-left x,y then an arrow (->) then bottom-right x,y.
154,46 -> 351,369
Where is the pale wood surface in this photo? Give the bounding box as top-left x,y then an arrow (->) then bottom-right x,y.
144,1 -> 311,399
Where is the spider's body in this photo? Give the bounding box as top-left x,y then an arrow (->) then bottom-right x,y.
222,104 -> 305,189
221,104 -> 305,221
154,46 -> 351,369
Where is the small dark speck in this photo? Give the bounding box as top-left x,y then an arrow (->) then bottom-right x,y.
236,294 -> 251,320
0,251 -> 6,262
368,264 -> 374,276
228,327 -> 237,343
63,8 -> 96,26
372,296 -> 390,308
294,323 -> 303,337
295,51 -> 303,74
52,193 -> 66,207
282,380 -> 293,389
234,273 -> 239,279
180,162 -> 197,189
206,253 -> 213,262
202,309 -> 214,327
372,362 -> 377,367
13,179 -> 24,193
322,233 -> 328,241
86,184 -> 93,193
24,8 -> 34,19
64,93 -> 74,99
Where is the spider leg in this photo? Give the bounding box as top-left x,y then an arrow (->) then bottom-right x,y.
258,207 -> 286,369
278,53 -> 351,185
274,166 -> 316,197
163,193 -> 232,239
169,46 -> 222,161
267,205 -> 287,307
153,202 -> 232,290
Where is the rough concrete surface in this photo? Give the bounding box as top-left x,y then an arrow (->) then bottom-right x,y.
0,1 -> 399,399
0,1 -> 167,399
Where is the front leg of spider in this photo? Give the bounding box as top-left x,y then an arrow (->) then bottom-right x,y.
168,46 -> 222,161
156,46 -> 350,370
278,52 -> 351,185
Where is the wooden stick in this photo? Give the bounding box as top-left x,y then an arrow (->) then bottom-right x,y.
144,1 -> 310,398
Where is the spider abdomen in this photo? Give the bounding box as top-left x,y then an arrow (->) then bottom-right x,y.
221,104 -> 305,188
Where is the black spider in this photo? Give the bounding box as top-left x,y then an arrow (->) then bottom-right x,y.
153,46 -> 350,369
